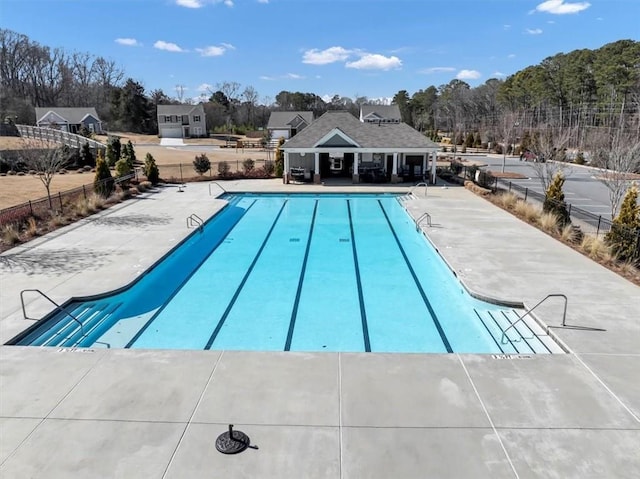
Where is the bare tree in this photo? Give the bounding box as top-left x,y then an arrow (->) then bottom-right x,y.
20,137 -> 70,207
497,111 -> 521,173
529,125 -> 575,192
596,133 -> 640,217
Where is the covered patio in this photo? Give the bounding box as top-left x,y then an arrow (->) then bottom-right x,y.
281,111 -> 439,184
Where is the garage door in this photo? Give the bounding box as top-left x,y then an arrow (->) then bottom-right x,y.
160,127 -> 182,138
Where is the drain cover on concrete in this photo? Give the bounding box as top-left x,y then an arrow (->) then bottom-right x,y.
215,425 -> 251,454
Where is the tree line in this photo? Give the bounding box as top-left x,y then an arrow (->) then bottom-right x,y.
1,28 -> 638,151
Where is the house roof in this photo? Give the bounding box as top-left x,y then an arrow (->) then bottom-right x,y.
157,104 -> 205,116
360,104 -> 402,121
35,107 -> 101,124
282,111 -> 438,150
267,111 -> 314,130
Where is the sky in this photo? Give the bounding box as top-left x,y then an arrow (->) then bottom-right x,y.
2,0 -> 639,104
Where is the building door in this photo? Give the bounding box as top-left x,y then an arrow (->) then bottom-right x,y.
183,127 -> 190,138
386,155 -> 393,180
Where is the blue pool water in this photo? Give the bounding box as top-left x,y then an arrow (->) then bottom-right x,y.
12,193 -> 558,353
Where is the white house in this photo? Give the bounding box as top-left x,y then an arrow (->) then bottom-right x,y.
157,104 -> 207,138
266,111 -> 314,141
35,107 -> 103,134
359,104 -> 402,124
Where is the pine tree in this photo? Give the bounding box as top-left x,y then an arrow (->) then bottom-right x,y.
143,153 -> 160,184
193,153 -> 211,176
606,183 -> 640,263
125,140 -> 136,167
543,172 -> 571,226
275,137 -> 285,177
80,142 -> 94,167
94,150 -> 114,198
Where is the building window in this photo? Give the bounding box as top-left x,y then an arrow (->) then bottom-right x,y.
193,115 -> 201,122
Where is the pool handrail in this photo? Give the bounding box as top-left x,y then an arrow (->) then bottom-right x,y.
20,289 -> 85,337
415,212 -> 431,229
187,213 -> 204,231
501,293 -> 568,344
411,182 -> 428,197
208,181 -> 227,196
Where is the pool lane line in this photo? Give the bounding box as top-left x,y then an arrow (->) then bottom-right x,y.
284,200 -> 319,351
125,199 -> 258,349
204,200 -> 289,350
377,200 -> 453,353
346,200 -> 371,352
473,310 -> 506,354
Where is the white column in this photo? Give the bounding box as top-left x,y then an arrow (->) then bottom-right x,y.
353,152 -> 359,183
392,152 -> 398,174
314,152 -> 321,184
430,150 -> 437,184
422,153 -> 427,180
284,151 -> 290,183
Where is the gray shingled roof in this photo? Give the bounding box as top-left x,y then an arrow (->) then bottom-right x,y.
157,104 -> 204,116
282,111 -> 438,149
360,104 -> 402,121
35,107 -> 101,124
267,111 -> 314,129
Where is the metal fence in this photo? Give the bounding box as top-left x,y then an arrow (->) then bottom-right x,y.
0,174 -> 135,228
159,159 -> 274,182
16,124 -> 105,150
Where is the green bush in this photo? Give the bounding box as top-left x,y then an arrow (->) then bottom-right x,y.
143,153 -> 160,184
275,137 -> 285,177
263,160 -> 275,176
193,153 -> 211,176
94,151 -> 115,198
543,172 -> 571,227
606,184 -> 640,263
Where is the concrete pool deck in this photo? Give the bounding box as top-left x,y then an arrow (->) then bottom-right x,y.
1,179 -> 638,478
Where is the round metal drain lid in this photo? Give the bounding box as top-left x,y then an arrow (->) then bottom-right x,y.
216,425 -> 250,454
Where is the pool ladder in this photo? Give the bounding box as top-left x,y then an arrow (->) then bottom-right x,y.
415,212 -> 432,230
187,213 -> 204,231
208,181 -> 227,196
411,182 -> 428,197
20,289 -> 86,337
501,294 -> 568,344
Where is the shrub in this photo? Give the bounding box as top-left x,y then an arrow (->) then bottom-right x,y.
275,137 -> 285,177
574,151 -> 585,165
94,151 -> 115,198
263,160 -> 275,176
476,169 -> 494,189
514,200 -> 540,223
193,153 -> 211,176
242,158 -> 255,174
605,183 -> 640,263
538,211 -> 560,234
1,224 -> 21,245
543,172 -> 571,227
25,217 -> 39,238
143,153 -> 160,184
497,192 -> 519,210
115,158 -> 132,186
80,142 -> 94,167
217,161 -> 230,177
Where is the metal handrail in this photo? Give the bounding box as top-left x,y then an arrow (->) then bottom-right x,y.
20,289 -> 85,336
187,213 -> 203,230
415,212 -> 431,229
501,294 -> 568,344
411,182 -> 428,197
208,181 -> 227,196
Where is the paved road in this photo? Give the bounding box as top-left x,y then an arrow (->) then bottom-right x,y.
464,154 -> 629,221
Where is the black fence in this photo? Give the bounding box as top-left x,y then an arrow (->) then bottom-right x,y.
0,173 -> 135,228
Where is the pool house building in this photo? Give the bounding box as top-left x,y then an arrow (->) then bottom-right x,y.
281,111 -> 439,184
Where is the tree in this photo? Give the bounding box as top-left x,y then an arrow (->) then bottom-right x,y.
114,157 -> 132,187
105,136 -> 121,167
143,153 -> 159,184
20,138 -> 69,208
110,79 -> 151,133
596,134 -> 640,218
605,183 -> 640,263
543,172 -> 571,227
242,158 -> 255,174
94,150 -> 114,198
275,137 -> 285,177
80,142 -> 94,167
193,153 -> 211,176
529,126 -> 575,192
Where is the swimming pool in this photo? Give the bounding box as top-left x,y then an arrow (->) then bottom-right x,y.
10,193 -> 561,353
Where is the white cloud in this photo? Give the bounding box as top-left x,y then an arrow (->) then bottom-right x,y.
197,83 -> 213,92
196,46 -> 226,56
503,24 -> 511,30
221,42 -> 236,50
153,40 -> 186,52
456,69 -> 481,80
257,0 -> 269,3
259,75 -> 275,81
286,73 -> 304,79
154,40 -> 186,52
115,38 -> 140,46
508,53 -> 516,59
303,46 -> 352,65
176,0 -> 203,7
535,0 -> 590,14
525,28 -> 544,35
346,54 -> 402,71
419,66 -> 456,74
492,71 -> 506,78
